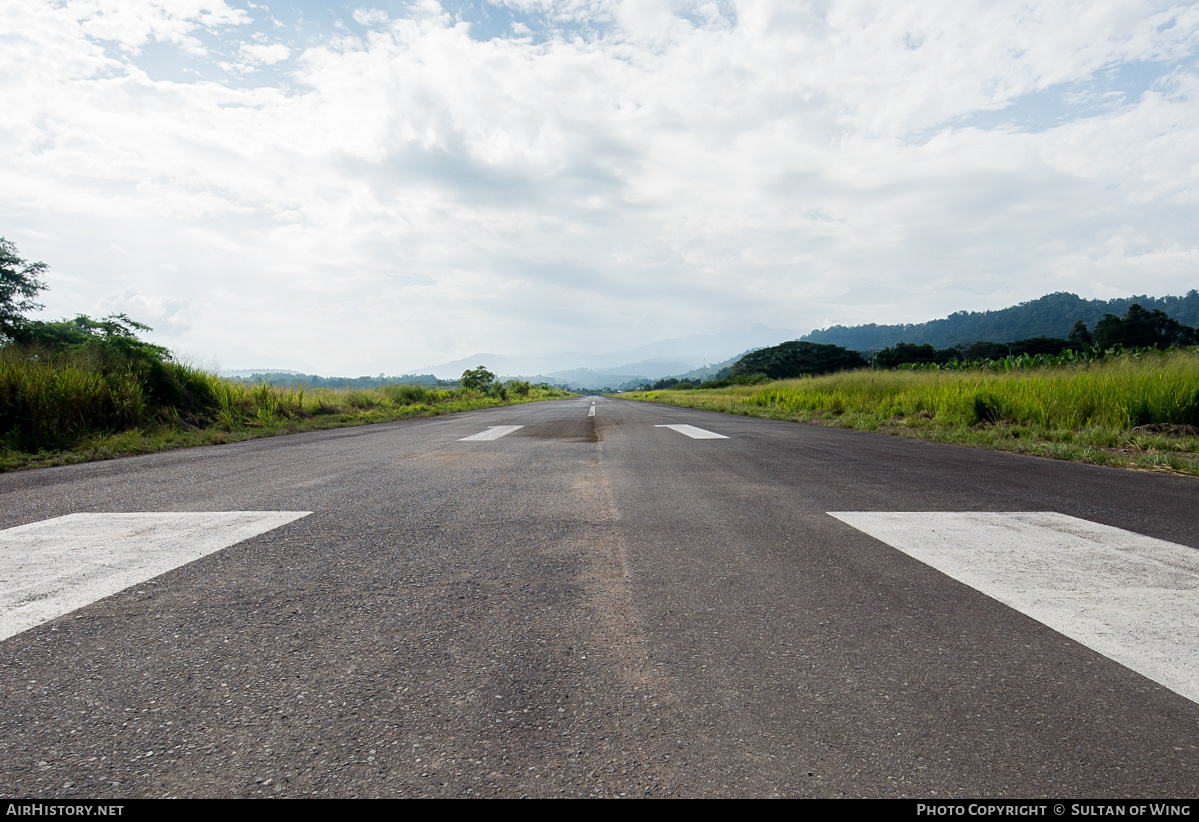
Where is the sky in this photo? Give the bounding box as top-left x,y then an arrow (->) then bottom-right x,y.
2,0 -> 1199,375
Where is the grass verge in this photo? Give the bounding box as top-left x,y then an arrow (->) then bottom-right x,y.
619,349 -> 1199,476
1,364 -> 573,473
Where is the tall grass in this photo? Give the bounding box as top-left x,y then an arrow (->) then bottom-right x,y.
739,351 -> 1199,428
625,349 -> 1199,474
0,346 -> 571,470
1,348 -> 149,449
634,350 -> 1199,428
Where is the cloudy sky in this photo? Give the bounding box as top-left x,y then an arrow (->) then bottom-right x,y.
3,1 -> 1198,374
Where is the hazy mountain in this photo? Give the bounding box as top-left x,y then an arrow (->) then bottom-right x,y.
420,323 -> 797,380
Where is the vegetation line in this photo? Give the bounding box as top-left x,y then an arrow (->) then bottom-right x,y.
619,350 -> 1199,477
0,353 -> 572,472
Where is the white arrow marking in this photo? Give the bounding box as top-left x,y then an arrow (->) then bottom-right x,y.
0,512 -> 310,642
458,425 -> 524,441
655,424 -> 728,440
829,511 -> 1199,705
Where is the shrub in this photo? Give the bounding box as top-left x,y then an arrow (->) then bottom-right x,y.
383,384 -> 430,405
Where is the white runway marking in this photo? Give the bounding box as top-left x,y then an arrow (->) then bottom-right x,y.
829,511 -> 1199,704
588,406 -> 596,417
0,512 -> 310,642
655,424 -> 728,440
459,425 -> 524,441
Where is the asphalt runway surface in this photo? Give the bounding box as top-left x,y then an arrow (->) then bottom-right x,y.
1,396 -> 1197,798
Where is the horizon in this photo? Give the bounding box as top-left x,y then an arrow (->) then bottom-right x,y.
217,288 -> 1198,381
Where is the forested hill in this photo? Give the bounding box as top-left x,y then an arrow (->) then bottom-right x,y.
802,291 -> 1199,352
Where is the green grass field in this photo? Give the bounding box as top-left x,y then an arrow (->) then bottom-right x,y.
0,347 -> 571,472
622,349 -> 1199,475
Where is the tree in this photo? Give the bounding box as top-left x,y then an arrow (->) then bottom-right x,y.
1067,320 -> 1093,346
19,313 -> 169,364
460,365 -> 497,392
876,342 -> 938,368
0,238 -> 48,341
1093,303 -> 1198,350
730,341 -> 866,380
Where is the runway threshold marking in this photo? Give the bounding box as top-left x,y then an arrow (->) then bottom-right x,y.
829,511 -> 1199,704
459,425 -> 524,441
655,424 -> 728,440
0,512 -> 310,642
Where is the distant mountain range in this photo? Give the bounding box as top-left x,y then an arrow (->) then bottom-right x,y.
802,291 -> 1199,352
417,323 -> 799,388
221,324 -> 799,391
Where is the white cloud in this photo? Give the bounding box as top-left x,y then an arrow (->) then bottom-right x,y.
351,8 -> 391,27
59,0 -> 250,53
1,0 -> 1198,373
239,42 -> 290,64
